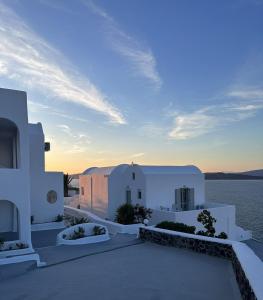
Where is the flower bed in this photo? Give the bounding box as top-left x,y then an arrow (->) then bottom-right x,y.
57,223 -> 110,245
0,240 -> 31,259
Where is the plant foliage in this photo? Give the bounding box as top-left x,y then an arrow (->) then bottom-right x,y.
64,173 -> 73,197
156,221 -> 196,234
196,209 -> 228,239
116,203 -> 152,225
93,226 -> 106,236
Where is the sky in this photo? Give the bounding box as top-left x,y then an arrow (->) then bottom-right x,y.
0,0 -> 263,174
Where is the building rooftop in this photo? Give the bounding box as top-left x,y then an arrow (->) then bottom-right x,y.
82,164 -> 202,176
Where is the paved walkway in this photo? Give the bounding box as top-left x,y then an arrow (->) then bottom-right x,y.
0,241 -> 241,300
36,234 -> 142,266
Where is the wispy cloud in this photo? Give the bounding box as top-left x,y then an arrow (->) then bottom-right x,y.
130,152 -> 145,158
0,2 -> 125,124
227,87 -> 263,99
169,100 -> 263,140
84,0 -> 162,89
28,101 -> 91,124
57,124 -> 91,154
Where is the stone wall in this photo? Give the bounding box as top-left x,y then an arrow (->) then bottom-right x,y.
139,227 -> 257,300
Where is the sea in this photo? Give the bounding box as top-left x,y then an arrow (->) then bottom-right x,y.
72,178 -> 263,242
206,180 -> 263,242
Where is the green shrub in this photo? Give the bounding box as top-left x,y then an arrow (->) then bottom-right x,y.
116,203 -> 152,225
55,214 -> 64,222
196,210 -> 228,239
15,243 -> 28,249
0,238 -> 4,249
69,227 -> 86,240
116,203 -> 135,224
70,217 -> 89,226
216,232 -> 228,239
156,221 -> 196,234
197,210 -> 216,237
134,204 -> 152,224
93,226 -> 106,236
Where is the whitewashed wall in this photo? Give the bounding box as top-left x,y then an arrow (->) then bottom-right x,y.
0,88 -> 31,245
145,173 -> 205,210
108,164 -> 146,220
29,124 -> 63,223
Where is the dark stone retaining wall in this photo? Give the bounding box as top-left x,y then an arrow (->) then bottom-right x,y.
139,227 -> 257,300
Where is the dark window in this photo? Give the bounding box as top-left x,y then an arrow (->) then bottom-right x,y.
138,190 -> 142,199
81,187 -> 84,195
132,172 -> 135,180
126,190 -> 131,204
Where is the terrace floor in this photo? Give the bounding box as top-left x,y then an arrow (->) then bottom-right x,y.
0,237 -> 241,300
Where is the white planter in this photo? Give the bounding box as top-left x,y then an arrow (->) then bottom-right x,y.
57,223 -> 110,246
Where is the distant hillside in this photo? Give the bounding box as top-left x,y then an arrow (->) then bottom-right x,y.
241,169 -> 263,177
205,172 -> 263,180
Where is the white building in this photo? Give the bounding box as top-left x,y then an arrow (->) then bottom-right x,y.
79,164 -> 204,220
79,163 -> 251,241
0,88 -> 63,253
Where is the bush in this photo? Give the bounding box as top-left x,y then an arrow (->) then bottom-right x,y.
93,226 -> 106,236
116,203 -> 135,225
115,203 -> 152,225
0,238 -> 4,249
55,214 -> 64,222
197,210 -> 228,239
197,210 -> 216,237
15,243 -> 28,249
69,227 -> 85,240
70,217 -> 89,226
156,221 -> 196,234
216,232 -> 228,239
134,204 -> 152,224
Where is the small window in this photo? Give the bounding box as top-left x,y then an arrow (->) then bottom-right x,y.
138,190 -> 142,199
132,172 -> 135,180
47,190 -> 57,204
126,190 -> 131,204
81,187 -> 84,195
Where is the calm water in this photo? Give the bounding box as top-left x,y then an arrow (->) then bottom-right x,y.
206,180 -> 263,242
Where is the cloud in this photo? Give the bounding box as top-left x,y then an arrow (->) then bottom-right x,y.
130,152 -> 145,158
227,88 -> 263,99
169,100 -> 263,140
84,0 -> 162,89
0,2 -> 125,124
57,124 -> 91,154
28,101 -> 91,124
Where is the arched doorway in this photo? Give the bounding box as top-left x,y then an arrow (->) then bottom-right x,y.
0,118 -> 20,169
0,200 -> 19,241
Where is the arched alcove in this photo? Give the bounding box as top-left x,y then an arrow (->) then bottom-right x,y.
0,199 -> 19,241
0,118 -> 20,169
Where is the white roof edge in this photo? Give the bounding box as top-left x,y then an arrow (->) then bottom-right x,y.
82,164 -> 202,176
139,165 -> 202,175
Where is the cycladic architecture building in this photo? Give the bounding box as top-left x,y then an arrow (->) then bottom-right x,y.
79,164 -> 204,219
0,88 -> 63,253
79,164 -> 251,241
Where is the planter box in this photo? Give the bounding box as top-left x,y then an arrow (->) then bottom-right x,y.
57,223 -> 110,245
